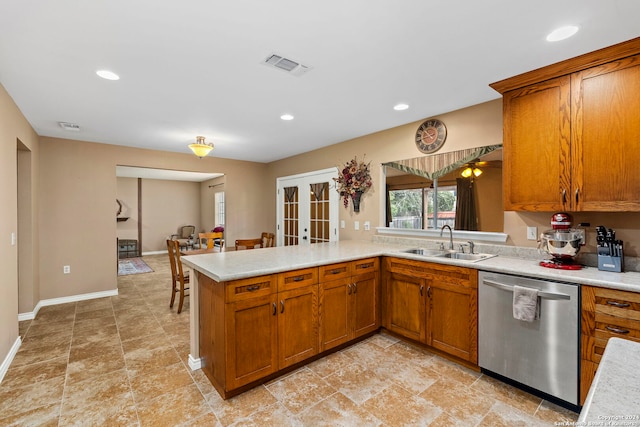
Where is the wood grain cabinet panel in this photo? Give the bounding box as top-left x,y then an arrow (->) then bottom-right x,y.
226,293 -> 278,390
319,258 -> 380,352
494,39 -> 640,212
382,257 -> 478,364
581,285 -> 640,404
277,285 -> 319,369
199,259 -> 381,399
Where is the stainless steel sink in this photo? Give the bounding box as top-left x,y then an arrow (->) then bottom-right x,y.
401,248 -> 496,262
444,252 -> 497,262
402,248 -> 448,256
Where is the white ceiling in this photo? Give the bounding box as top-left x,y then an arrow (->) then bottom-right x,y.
1,1 -> 639,163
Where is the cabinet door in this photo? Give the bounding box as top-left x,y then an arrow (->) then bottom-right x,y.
278,285 -> 319,369
428,281 -> 478,364
385,271 -> 426,342
352,271 -> 379,338
319,277 -> 351,351
226,294 -> 278,390
571,54 -> 640,211
503,76 -> 571,211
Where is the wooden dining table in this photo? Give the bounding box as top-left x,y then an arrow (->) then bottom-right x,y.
180,247 -> 219,256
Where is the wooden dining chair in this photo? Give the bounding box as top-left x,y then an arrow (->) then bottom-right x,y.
166,239 -> 190,313
261,232 -> 275,248
235,238 -> 263,250
197,231 -> 224,251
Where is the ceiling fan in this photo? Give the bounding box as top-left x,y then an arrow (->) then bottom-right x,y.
460,159 -> 501,178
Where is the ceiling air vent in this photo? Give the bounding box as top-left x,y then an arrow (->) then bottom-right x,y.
58,121 -> 80,131
262,53 -> 312,77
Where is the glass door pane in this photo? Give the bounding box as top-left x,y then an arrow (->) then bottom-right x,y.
282,186 -> 299,246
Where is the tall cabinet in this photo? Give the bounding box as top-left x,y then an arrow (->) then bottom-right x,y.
491,37 -> 640,212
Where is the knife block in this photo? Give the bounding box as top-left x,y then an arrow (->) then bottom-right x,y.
598,254 -> 623,272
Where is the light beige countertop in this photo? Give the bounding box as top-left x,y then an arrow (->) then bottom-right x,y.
182,240 -> 640,292
578,338 -> 640,424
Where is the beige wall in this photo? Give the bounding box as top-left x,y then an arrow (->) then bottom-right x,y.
142,179 -> 201,253
37,136 -> 270,305
267,100 -> 504,240
1,83 -> 40,367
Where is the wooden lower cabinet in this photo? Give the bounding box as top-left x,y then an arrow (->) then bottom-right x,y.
318,258 -> 379,352
581,285 -> 640,404
277,285 -> 318,369
385,270 -> 426,342
199,259 -> 378,399
429,278 -> 478,362
226,293 -> 278,390
382,257 -> 478,364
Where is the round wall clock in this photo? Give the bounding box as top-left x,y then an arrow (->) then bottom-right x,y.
415,119 -> 447,154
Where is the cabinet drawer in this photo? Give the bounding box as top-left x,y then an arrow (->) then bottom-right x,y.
352,257 -> 378,276
225,275 -> 276,302
319,262 -> 351,281
277,267 -> 318,292
593,287 -> 640,321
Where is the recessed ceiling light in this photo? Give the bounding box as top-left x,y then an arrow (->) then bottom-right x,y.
546,26 -> 579,42
393,103 -> 409,111
96,70 -> 120,80
280,114 -> 294,121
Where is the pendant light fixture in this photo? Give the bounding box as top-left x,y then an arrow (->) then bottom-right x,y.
188,136 -> 214,158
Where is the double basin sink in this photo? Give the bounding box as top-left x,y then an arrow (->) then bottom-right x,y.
402,248 -> 497,262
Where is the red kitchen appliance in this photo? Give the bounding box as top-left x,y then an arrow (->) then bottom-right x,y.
538,213 -> 585,270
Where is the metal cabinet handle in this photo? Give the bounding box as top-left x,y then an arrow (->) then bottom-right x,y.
607,300 -> 630,308
420,285 -> 424,296
330,269 -> 342,275
272,302 -> 277,316
606,325 -> 630,334
353,283 -> 357,294
348,284 -> 352,295
482,279 -> 571,300
561,189 -> 567,204
293,276 -> 304,282
575,188 -> 580,204
280,300 -> 285,313
247,285 -> 260,291
427,286 -> 431,298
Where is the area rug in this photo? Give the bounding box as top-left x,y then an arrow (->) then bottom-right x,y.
118,257 -> 153,276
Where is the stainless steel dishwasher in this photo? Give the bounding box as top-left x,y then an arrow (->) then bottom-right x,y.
478,271 -> 580,406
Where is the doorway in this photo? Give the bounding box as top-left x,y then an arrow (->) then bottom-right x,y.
276,168 -> 339,246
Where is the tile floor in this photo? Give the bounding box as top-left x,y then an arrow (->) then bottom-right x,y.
1,254 -> 580,426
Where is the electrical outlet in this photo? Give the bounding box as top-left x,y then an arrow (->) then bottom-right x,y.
340,220 -> 345,229
364,221 -> 371,231
527,226 -> 537,241
63,265 -> 71,274
354,221 -> 360,231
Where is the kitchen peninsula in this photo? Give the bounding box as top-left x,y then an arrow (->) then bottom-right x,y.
182,239 -> 640,402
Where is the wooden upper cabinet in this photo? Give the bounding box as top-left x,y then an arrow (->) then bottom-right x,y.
494,37 -> 640,212
571,55 -> 640,211
503,76 -> 571,211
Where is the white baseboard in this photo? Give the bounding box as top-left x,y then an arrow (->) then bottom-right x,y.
142,250 -> 165,256
0,337 -> 21,384
18,289 -> 119,321
188,354 -> 203,371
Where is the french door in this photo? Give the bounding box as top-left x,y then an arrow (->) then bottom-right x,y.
276,168 -> 339,246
